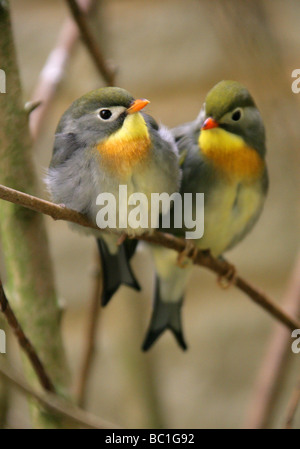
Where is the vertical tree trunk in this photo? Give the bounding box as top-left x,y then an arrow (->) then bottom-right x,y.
0,1 -> 70,428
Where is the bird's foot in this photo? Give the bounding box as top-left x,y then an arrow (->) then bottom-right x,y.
217,260 -> 237,289
177,240 -> 198,268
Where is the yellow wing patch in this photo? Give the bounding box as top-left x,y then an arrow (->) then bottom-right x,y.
97,112 -> 151,178
199,128 -> 264,181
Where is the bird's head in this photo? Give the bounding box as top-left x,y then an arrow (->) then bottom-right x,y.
200,80 -> 266,158
56,87 -> 150,148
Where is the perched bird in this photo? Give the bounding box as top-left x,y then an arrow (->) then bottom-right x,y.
46,87 -> 180,306
143,80 -> 269,351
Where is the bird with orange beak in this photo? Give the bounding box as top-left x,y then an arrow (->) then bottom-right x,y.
143,80 -> 268,351
46,87 -> 180,306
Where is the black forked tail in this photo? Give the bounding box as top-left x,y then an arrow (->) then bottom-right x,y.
96,238 -> 140,307
142,277 -> 187,351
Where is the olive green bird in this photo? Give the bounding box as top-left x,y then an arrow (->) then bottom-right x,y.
142,80 -> 269,351
46,87 -> 181,306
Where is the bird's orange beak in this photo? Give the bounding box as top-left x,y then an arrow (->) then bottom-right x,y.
127,98 -> 150,114
202,117 -> 219,130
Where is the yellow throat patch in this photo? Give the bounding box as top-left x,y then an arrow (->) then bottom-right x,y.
199,128 -> 264,181
97,112 -> 151,178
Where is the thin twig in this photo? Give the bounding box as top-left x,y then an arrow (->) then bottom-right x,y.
0,183 -> 299,333
285,374 -> 300,429
243,252 -> 300,428
66,0 -> 116,86
74,259 -> 102,407
29,0 -> 95,139
0,279 -> 55,393
0,363 -> 120,429
25,100 -> 42,115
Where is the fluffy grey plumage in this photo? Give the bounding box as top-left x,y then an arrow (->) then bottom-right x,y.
143,81 -> 269,350
46,87 -> 181,306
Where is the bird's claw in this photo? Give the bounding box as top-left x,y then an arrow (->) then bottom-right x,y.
177,240 -> 198,268
217,262 -> 237,289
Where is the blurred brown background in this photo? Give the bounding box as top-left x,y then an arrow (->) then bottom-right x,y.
3,0 -> 300,428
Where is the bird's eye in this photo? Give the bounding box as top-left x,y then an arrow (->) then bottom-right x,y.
231,108 -> 242,121
99,109 -> 112,120
97,106 -> 126,122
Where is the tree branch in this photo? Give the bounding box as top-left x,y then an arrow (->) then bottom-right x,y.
65,0 -> 116,86
0,183 -> 299,334
0,183 -> 97,230
243,252 -> 300,428
0,279 -> 55,393
74,260 -> 103,407
0,363 -> 120,429
29,0 -> 95,140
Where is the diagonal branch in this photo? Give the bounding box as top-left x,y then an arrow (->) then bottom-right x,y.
74,259 -> 103,407
29,0 -> 95,140
65,0 -> 116,86
243,252 -> 300,428
142,233 -> 300,332
0,279 -> 55,392
0,183 -> 299,333
0,184 -> 97,230
0,363 -> 120,429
